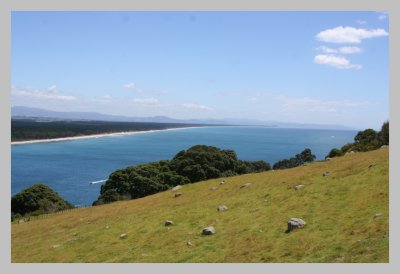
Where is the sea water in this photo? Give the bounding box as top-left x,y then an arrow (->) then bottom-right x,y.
11,126 -> 356,206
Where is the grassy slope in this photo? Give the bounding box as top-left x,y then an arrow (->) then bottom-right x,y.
11,149 -> 389,263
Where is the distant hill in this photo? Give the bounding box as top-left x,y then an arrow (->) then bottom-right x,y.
11,148 -> 388,262
11,106 -> 354,130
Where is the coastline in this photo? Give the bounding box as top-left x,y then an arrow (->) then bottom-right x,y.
11,126 -> 202,145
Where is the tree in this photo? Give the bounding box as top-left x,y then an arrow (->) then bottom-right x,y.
354,129 -> 380,151
326,148 -> 344,158
11,184 -> 74,216
378,121 -> 389,146
273,148 -> 316,170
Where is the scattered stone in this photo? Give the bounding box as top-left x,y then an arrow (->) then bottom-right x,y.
18,219 -> 25,224
368,164 -> 375,169
349,151 -> 355,154
373,213 -> 383,219
52,244 -> 60,249
323,171 -> 330,177
380,145 -> 388,149
250,208 -> 260,213
220,180 -> 226,185
120,233 -> 127,239
202,226 -> 215,235
209,186 -> 218,191
217,205 -> 228,212
285,218 -> 306,233
105,226 -> 110,229
165,220 -> 174,226
259,229 -> 263,233
325,157 -> 332,161
172,185 -> 182,191
174,192 -> 182,198
264,199 -> 268,202
240,183 -> 251,189
294,184 -> 305,190
187,241 -> 193,247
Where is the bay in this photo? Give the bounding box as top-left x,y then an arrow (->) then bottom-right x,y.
11,126 -> 356,206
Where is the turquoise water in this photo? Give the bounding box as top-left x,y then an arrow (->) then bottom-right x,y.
11,126 -> 356,206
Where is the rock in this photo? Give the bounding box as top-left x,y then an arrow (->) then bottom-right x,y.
294,184 -> 305,190
105,225 -> 110,229
165,220 -> 174,226
187,241 -> 193,247
323,171 -> 330,177
174,192 -> 182,198
202,226 -> 215,235
209,186 -> 218,191
240,183 -> 251,189
172,185 -> 182,191
120,233 -> 127,239
373,213 -> 383,219
250,208 -> 260,213
217,205 -> 228,212
52,244 -> 60,249
18,219 -> 25,224
349,151 -> 355,154
368,164 -> 375,169
325,157 -> 332,161
220,180 -> 226,185
285,218 -> 306,233
380,145 -> 388,149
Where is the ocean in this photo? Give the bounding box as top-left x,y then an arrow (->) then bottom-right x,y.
11,126 -> 356,206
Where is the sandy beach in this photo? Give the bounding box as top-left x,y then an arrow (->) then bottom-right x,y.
11,126 -> 201,145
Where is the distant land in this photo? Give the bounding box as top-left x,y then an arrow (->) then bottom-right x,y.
11,106 -> 355,130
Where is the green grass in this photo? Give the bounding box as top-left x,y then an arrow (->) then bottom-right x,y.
11,148 -> 389,262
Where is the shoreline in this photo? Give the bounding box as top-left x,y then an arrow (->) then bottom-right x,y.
11,126 -> 202,145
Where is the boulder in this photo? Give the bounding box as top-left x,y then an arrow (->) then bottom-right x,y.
174,192 -> 182,198
217,205 -> 228,212
285,218 -> 306,233
220,180 -> 226,185
323,171 -> 330,177
202,226 -> 215,235
294,184 -> 305,190
120,233 -> 127,239
165,220 -> 174,226
380,145 -> 388,149
172,185 -> 182,191
209,186 -> 218,191
373,213 -> 383,219
325,157 -> 332,161
52,244 -> 60,249
187,241 -> 193,247
240,183 -> 251,189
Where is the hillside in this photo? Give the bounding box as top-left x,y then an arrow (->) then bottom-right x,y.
11,148 -> 389,263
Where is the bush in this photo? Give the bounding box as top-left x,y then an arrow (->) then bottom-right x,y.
273,148 -> 316,170
93,145 -> 271,205
326,148 -> 344,158
11,184 -> 74,216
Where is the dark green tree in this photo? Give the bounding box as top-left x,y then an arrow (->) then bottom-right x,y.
11,184 -> 74,217
378,121 -> 389,146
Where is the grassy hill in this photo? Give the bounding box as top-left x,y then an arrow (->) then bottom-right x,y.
11,148 -> 389,263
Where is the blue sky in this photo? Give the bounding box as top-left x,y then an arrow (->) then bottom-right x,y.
11,11 -> 389,129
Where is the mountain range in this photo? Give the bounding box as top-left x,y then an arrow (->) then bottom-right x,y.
11,106 -> 355,130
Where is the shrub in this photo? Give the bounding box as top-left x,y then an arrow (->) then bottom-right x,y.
11,184 -> 74,216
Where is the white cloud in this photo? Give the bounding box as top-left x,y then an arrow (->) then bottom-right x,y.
124,83 -> 135,89
316,26 -> 388,43
272,93 -> 370,113
131,97 -> 160,105
356,20 -> 367,25
247,97 -> 258,102
314,54 -> 362,69
316,46 -> 362,55
47,85 -> 58,93
182,103 -> 213,110
12,87 -> 76,101
316,46 -> 338,54
378,12 -> 388,20
338,46 -> 362,54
